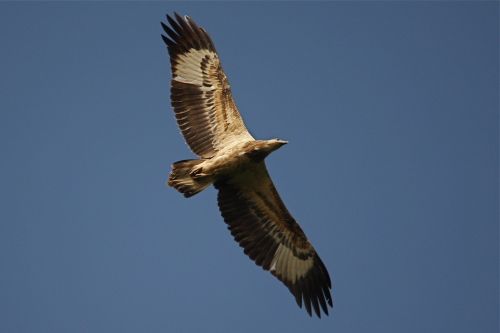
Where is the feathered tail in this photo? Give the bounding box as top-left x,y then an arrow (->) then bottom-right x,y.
167,159 -> 211,198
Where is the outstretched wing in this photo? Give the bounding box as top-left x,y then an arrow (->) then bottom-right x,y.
215,163 -> 333,317
161,13 -> 254,158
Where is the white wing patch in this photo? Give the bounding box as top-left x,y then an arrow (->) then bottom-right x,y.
173,49 -> 215,85
270,244 -> 315,284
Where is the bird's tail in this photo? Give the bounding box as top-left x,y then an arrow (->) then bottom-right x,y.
167,159 -> 212,198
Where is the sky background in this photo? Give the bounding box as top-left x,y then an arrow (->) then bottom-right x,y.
0,2 -> 498,333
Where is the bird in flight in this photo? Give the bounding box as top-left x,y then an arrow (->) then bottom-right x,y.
161,13 -> 333,317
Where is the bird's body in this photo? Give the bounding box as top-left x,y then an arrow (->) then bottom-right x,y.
161,13 -> 334,317
169,139 -> 287,196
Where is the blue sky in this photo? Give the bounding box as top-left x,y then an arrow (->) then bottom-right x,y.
0,2 -> 498,333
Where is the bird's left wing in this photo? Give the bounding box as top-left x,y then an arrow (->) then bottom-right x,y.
215,163 -> 333,317
161,13 -> 254,158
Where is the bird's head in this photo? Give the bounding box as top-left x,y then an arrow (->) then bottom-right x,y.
265,138 -> 288,152
246,139 -> 288,162
262,138 -> 288,155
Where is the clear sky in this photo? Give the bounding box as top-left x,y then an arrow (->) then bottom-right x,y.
0,2 -> 498,333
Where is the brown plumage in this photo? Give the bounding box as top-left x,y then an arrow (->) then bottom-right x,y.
162,13 -> 333,317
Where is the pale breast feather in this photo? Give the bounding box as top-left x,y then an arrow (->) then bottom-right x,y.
161,13 -> 253,158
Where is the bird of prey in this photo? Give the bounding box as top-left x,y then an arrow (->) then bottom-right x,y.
161,13 -> 333,317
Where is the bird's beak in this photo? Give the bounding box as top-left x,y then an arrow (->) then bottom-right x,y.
277,139 -> 288,146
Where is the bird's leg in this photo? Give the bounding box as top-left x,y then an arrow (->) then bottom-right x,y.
190,165 -> 209,179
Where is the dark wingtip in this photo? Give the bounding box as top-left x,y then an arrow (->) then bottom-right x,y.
166,13 -> 175,26
161,12 -> 217,54
287,257 -> 333,318
160,34 -> 170,45
160,21 -> 168,32
174,12 -> 185,24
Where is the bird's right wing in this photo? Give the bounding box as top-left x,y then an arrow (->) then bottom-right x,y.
215,162 -> 333,317
161,13 -> 254,158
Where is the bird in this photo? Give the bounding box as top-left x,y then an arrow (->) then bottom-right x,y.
161,13 -> 333,317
